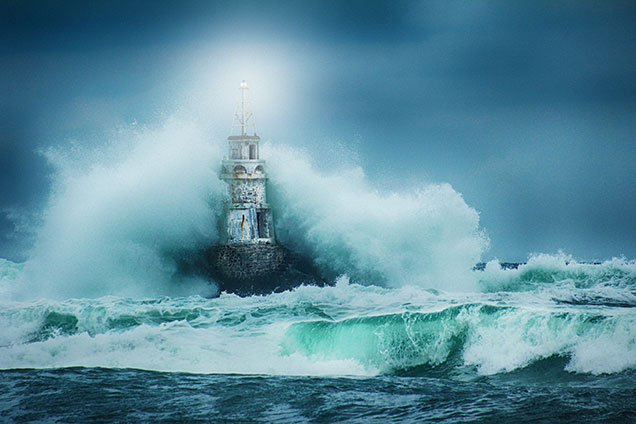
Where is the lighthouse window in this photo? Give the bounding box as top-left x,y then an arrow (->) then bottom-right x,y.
249,144 -> 257,159
233,165 -> 247,174
231,148 -> 240,159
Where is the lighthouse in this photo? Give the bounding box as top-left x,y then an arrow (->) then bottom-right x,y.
206,81 -> 324,295
208,81 -> 287,292
221,80 -> 275,244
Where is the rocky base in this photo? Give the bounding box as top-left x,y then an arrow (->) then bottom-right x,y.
204,244 -> 326,296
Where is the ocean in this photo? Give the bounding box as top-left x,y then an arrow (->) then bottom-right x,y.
1,258 -> 635,422
1,123 -> 635,422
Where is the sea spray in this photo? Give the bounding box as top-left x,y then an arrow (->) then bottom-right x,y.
265,143 -> 488,291
17,119 -> 226,300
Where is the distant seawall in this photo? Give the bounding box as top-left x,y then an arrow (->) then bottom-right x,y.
473,262 -> 522,271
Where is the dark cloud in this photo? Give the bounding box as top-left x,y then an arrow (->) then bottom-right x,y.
1,0 -> 635,261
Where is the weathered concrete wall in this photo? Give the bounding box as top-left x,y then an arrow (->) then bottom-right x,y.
226,206 -> 257,242
225,206 -> 273,243
231,179 -> 266,204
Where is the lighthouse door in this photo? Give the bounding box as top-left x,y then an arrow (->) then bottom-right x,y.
256,212 -> 264,238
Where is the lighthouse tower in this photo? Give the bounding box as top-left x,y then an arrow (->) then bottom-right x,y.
221,80 -> 275,244
206,81 -> 324,294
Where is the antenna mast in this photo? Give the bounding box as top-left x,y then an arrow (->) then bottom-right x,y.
233,80 -> 254,136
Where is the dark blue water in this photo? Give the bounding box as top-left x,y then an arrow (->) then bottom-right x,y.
1,367 -> 635,423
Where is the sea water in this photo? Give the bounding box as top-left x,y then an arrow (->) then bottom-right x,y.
1,119 -> 634,422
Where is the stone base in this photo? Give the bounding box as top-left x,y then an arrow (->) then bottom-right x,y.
211,244 -> 286,281
205,244 -> 326,296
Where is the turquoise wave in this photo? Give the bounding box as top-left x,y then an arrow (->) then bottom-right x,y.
281,303 -> 636,376
1,257 -> 635,376
478,256 -> 636,293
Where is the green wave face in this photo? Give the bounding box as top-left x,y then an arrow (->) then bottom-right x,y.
281,305 -> 500,373
281,303 -> 636,376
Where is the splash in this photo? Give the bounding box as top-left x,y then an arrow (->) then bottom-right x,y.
4,116 -> 488,300
265,144 -> 487,291
16,118 -> 227,300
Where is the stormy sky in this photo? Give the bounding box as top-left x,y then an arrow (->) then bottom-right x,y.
1,0 -> 635,262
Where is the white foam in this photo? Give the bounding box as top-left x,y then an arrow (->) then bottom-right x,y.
462,305 -> 636,375
0,284 -> 635,376
0,303 -> 374,376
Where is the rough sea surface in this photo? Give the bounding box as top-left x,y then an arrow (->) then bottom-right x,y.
1,257 -> 635,423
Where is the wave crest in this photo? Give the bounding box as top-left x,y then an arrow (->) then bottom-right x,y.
282,303 -> 636,376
